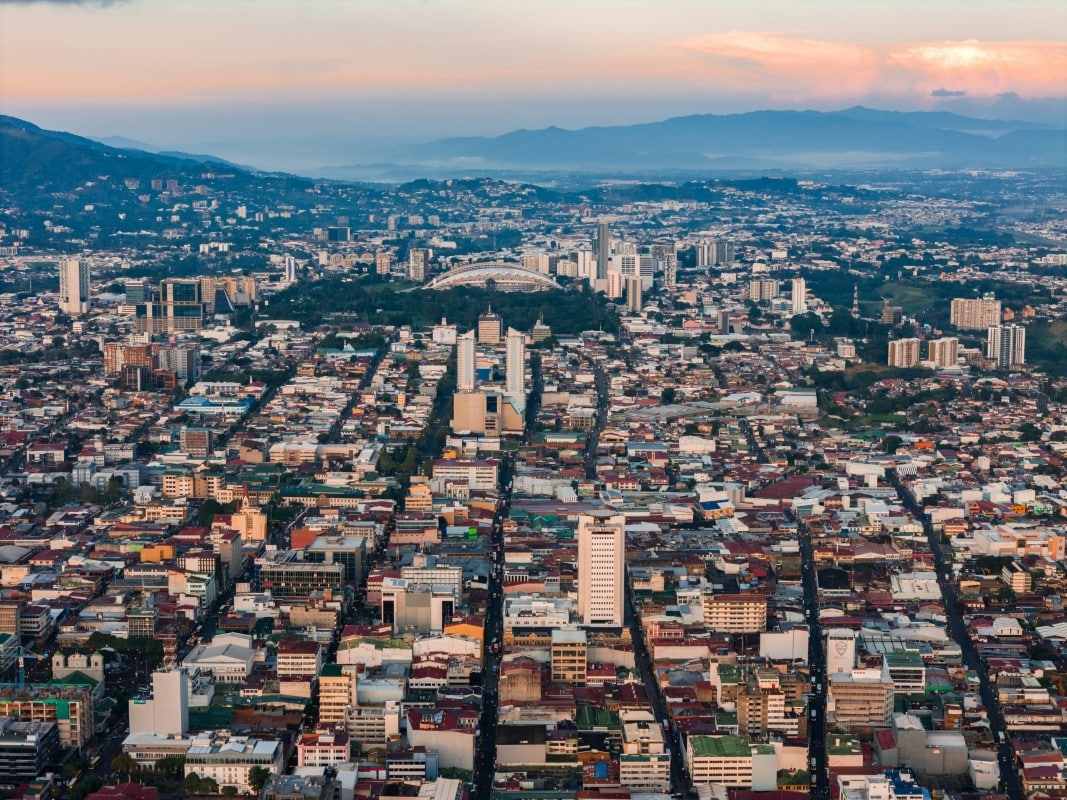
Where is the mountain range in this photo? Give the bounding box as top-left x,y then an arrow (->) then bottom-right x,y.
318,106 -> 1067,179
1,108 -> 1065,193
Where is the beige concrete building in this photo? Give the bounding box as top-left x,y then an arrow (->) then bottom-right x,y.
551,628 -> 588,685
702,594 -> 767,634
577,514 -> 626,628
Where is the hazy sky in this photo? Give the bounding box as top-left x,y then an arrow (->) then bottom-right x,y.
1,0 -> 1065,171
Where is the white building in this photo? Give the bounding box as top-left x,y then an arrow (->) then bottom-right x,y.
791,277 -> 807,314
185,732 -> 285,793
182,633 -> 254,683
59,259 -> 90,315
505,327 -> 526,412
577,513 -> 625,628
456,330 -> 476,393
129,669 -> 190,736
826,629 -> 857,677
987,324 -> 1026,368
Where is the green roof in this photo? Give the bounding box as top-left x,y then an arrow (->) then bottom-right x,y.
885,651 -> 924,668
575,704 -> 620,731
717,665 -> 740,684
690,735 -> 750,759
827,734 -> 862,755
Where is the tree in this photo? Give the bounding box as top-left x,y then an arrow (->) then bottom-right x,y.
1018,422 -> 1042,442
184,774 -> 204,794
70,776 -> 102,800
882,435 -> 904,454
248,766 -> 271,795
111,753 -> 138,780
660,387 -> 677,405
222,788 -> 238,798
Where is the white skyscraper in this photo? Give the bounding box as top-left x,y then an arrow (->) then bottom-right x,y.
791,277 -> 807,314
129,668 -> 189,736
505,327 -> 525,411
284,255 -> 298,284
987,324 -> 1026,368
456,330 -> 476,393
58,259 -> 90,315
577,513 -> 626,628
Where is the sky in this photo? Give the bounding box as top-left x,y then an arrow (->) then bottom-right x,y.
1,0 -> 1065,172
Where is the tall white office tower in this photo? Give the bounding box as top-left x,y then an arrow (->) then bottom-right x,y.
129,668 -> 189,735
596,221 -> 610,281
826,629 -> 857,677
284,255 -> 298,283
58,259 -> 90,315
577,513 -> 626,628
791,277 -> 807,314
987,324 -> 1026,368
505,327 -> 526,411
456,330 -> 476,393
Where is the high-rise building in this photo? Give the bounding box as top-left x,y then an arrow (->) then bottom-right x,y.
881,299 -> 903,326
596,222 -> 610,281
157,344 -> 203,382
748,279 -> 779,302
712,240 -> 735,265
887,338 -> 920,368
477,308 -> 502,344
284,256 -> 298,284
58,259 -> 90,315
125,279 -> 149,305
375,252 -> 392,276
987,324 -> 1026,368
625,275 -> 643,313
927,337 -> 959,369
456,331 -> 476,393
409,249 -> 430,282
790,277 -> 807,314
136,279 -> 204,334
577,513 -> 625,628
505,327 -> 525,412
129,668 -> 189,736
951,295 -> 1001,330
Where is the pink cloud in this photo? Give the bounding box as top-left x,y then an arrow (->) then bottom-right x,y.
670,32 -> 882,95
888,40 -> 1067,94
669,32 -> 1067,100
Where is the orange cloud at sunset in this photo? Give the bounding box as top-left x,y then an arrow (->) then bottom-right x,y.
669,31 -> 1067,100
889,40 -> 1067,94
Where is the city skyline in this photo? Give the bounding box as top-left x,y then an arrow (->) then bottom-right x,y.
1,0 -> 1064,171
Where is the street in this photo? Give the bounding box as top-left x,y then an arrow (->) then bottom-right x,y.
891,471 -> 1023,800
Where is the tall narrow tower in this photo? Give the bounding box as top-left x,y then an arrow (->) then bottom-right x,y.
505,327 -> 526,411
851,285 -> 860,319
59,259 -> 90,315
577,513 -> 626,628
791,277 -> 807,314
456,330 -> 476,393
596,221 -> 610,281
